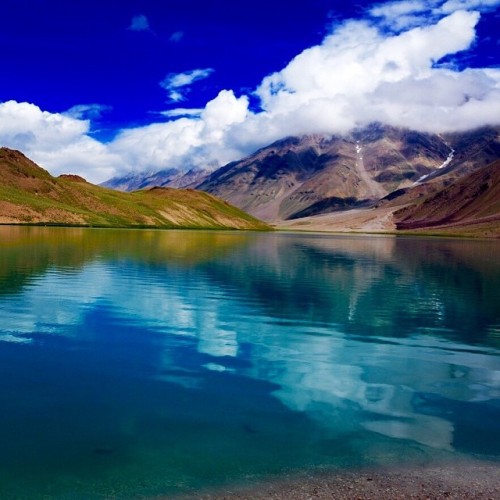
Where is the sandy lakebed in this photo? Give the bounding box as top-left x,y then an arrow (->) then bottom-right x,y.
169,459 -> 500,499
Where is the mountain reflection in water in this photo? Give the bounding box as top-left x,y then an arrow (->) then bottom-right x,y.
0,226 -> 499,498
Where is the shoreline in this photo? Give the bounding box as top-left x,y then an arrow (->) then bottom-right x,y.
170,459 -> 500,499
1,218 -> 499,239
274,206 -> 500,239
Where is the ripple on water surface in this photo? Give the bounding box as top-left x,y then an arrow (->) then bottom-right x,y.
0,228 -> 498,498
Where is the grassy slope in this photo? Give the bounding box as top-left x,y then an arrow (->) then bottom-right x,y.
0,148 -> 269,230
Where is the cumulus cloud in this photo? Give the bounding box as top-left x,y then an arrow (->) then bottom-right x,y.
160,68 -> 214,102
248,10 -> 494,138
128,14 -> 150,32
110,90 -> 249,170
0,101 -> 121,182
1,3 -> 500,183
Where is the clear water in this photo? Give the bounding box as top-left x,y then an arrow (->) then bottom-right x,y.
0,226 -> 499,498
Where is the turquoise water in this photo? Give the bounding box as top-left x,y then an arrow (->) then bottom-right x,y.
0,226 -> 499,498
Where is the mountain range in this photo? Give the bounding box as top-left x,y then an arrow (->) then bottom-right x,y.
2,123 -> 499,237
102,166 -> 209,192
0,148 -> 269,230
102,124 -> 500,236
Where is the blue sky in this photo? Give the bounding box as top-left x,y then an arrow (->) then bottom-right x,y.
0,0 -> 499,182
2,0 -> 365,137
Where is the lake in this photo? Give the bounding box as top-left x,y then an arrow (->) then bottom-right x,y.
0,226 -> 499,498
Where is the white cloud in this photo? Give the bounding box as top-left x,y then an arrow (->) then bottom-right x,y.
370,0 -> 436,29
369,0 -> 500,28
0,101 -> 122,182
129,14 -> 150,32
160,68 -> 214,102
110,90 -> 249,170
439,0 -> 500,13
159,108 -> 204,118
245,10 -> 496,141
371,0 -> 432,17
166,90 -> 185,103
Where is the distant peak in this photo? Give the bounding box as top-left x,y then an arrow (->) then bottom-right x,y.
58,174 -> 88,183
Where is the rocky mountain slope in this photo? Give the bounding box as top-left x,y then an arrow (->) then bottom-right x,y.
197,125 -> 499,222
101,167 -> 210,191
279,156 -> 500,237
0,148 -> 269,230
394,159 -> 500,236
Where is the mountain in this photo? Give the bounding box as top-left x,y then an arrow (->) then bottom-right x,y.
196,125 -> 457,221
96,124 -> 500,236
394,159 -> 500,237
0,148 -> 269,230
99,124 -> 499,224
442,127 -> 500,180
101,167 -> 210,191
100,168 -> 178,191
197,124 -> 499,223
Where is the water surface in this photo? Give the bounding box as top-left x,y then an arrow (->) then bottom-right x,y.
0,227 -> 499,498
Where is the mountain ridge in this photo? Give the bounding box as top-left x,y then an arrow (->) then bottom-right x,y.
197,124 -> 482,222
4,121 -> 499,237
97,123 -> 500,237
394,159 -> 500,235
101,125 -> 500,224
101,166 -> 211,192
0,148 -> 269,230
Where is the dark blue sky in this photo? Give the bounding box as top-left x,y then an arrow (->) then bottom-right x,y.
1,1 -> 351,136
1,0 -> 497,140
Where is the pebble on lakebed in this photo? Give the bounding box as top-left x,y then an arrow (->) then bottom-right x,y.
170,459 -> 500,500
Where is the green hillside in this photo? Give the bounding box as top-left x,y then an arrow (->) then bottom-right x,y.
0,148 -> 270,230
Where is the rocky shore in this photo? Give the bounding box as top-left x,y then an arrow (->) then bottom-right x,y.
172,459 -> 500,499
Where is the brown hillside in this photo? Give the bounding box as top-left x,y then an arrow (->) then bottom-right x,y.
395,159 -> 500,237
